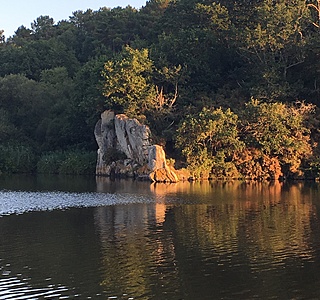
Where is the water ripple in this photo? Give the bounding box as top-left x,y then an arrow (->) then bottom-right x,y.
0,276 -> 69,300
0,191 -> 155,216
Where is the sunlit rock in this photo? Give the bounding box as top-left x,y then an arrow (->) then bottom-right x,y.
148,145 -> 179,183
94,110 -> 179,183
148,145 -> 166,171
114,114 -> 151,165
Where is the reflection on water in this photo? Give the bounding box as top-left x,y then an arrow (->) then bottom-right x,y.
95,204 -> 181,300
0,176 -> 320,299
93,180 -> 320,299
0,174 -> 97,192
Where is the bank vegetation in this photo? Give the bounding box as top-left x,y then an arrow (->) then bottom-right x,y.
1,0 -> 320,179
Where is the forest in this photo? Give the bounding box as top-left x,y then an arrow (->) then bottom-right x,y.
1,0 -> 320,180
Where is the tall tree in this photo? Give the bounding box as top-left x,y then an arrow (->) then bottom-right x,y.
102,46 -> 156,117
31,15 -> 56,39
232,0 -> 311,101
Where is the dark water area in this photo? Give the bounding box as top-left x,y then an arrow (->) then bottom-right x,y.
1,175 -> 320,299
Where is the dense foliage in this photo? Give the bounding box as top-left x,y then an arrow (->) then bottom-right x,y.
1,0 -> 320,178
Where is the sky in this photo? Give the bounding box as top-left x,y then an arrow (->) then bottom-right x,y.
1,0 -> 147,38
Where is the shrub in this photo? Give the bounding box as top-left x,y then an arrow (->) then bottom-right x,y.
37,150 -> 96,175
176,106 -> 244,177
36,151 -> 66,174
240,99 -> 314,178
0,144 -> 36,173
58,151 -> 96,175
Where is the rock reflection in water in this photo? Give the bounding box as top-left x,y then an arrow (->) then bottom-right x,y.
94,185 -> 181,300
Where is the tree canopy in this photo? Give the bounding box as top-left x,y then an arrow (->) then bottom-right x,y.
1,0 -> 320,178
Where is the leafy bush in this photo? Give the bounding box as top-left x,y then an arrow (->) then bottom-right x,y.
0,144 -> 36,173
58,151 -> 96,175
176,106 -> 244,176
36,151 -> 66,174
304,158 -> 320,179
240,99 -> 314,178
210,151 -> 240,179
37,150 -> 96,175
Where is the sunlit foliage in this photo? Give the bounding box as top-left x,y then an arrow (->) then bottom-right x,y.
102,46 -> 156,117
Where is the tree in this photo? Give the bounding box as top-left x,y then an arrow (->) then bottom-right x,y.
73,56 -> 108,127
39,67 -> 93,150
31,15 -> 56,39
240,99 -> 314,177
0,30 -> 4,44
0,74 -> 50,145
0,108 -> 17,143
9,26 -> 33,45
152,0 -> 243,110
102,46 -> 156,117
176,107 -> 244,177
231,0 -> 311,101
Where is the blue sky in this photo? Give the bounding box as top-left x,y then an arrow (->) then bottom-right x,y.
2,0 -> 147,38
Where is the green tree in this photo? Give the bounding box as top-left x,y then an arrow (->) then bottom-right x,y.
176,107 -> 244,177
9,26 -> 33,45
31,15 -> 56,39
74,55 -> 108,128
39,67 -> 91,150
0,109 -> 17,143
102,46 -> 157,117
0,39 -> 79,80
153,0 -> 244,110
0,74 -> 51,146
240,99 -> 314,177
232,0 -> 311,101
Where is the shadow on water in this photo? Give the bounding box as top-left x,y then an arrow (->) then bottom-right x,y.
0,174 -> 97,192
0,207 -> 104,299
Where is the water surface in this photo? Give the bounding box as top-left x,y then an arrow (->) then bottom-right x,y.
0,175 -> 320,299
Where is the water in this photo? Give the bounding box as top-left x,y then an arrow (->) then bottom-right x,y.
0,175 -> 320,299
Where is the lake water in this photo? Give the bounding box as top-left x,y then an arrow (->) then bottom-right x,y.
0,175 -> 320,299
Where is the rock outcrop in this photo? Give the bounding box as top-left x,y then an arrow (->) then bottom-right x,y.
94,110 -> 179,183
95,110 -> 116,175
148,145 -> 179,183
114,114 -> 151,165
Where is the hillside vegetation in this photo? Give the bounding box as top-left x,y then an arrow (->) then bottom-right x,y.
1,0 -> 320,179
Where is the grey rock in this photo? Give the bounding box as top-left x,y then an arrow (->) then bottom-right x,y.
95,110 -> 178,182
114,114 -> 151,165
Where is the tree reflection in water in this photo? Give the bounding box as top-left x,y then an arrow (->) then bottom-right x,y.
94,179 -> 320,299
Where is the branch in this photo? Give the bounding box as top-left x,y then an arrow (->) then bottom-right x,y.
155,83 -> 178,110
168,83 -> 178,108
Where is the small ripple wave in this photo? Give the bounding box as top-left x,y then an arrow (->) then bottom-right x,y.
0,190 -> 155,216
0,276 -> 69,300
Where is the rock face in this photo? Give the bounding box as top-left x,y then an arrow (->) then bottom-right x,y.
148,145 -> 166,170
148,145 -> 179,183
114,114 -> 151,165
94,110 -> 179,183
94,110 -> 116,175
